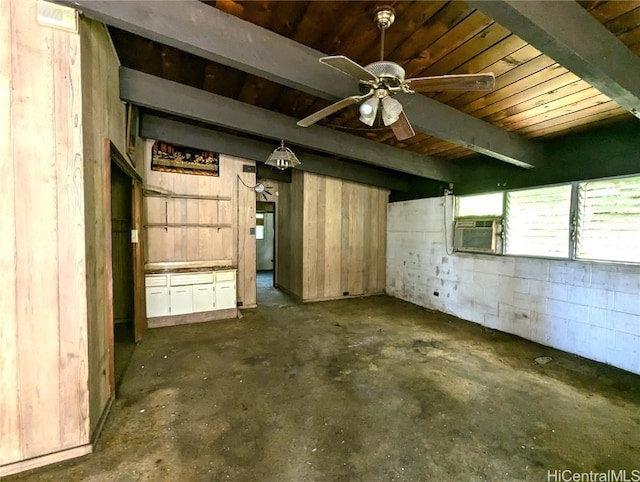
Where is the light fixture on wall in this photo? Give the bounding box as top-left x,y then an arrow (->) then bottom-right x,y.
265,140 -> 301,170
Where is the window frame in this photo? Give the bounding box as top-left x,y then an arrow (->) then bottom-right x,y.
452,174 -> 640,266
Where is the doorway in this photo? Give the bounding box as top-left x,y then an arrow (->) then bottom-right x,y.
256,201 -> 276,287
110,161 -> 135,389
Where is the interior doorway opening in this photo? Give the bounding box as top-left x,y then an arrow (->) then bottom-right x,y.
256,201 -> 275,289
110,160 -> 136,390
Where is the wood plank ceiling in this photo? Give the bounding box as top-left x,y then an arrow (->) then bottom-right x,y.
105,1 -> 640,172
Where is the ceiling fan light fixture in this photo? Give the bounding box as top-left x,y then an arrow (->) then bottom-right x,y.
381,96 -> 403,126
359,97 -> 379,126
265,140 -> 301,170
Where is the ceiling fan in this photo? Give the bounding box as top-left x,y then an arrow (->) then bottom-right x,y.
296,6 -> 496,141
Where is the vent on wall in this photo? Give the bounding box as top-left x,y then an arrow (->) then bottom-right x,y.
453,217 -> 501,254
37,1 -> 78,33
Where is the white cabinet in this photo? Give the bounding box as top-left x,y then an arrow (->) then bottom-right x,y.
146,287 -> 170,317
214,270 -> 237,310
169,286 -> 193,315
145,269 -> 236,318
145,275 -> 170,317
216,283 -> 236,310
193,284 -> 215,312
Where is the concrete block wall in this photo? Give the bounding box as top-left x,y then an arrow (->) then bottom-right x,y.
386,197 -> 640,375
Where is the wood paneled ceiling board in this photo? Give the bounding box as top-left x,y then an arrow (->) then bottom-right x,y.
473,1 -> 640,119
57,0 -> 640,187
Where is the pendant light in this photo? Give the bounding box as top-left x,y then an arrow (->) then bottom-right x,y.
265,140 -> 301,170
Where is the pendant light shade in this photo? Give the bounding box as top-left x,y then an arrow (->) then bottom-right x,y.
381,96 -> 403,126
359,97 -> 379,126
265,140 -> 301,170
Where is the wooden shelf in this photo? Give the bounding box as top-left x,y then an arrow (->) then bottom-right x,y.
143,190 -> 231,202
145,223 -> 232,229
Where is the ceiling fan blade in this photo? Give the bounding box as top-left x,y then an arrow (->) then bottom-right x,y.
297,92 -> 372,127
406,73 -> 495,92
319,55 -> 378,82
390,110 -> 415,141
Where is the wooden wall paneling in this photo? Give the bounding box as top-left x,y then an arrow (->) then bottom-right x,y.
364,187 -> 378,293
80,17 -> 127,436
145,196 -> 165,262
378,188 -> 388,292
173,172 -> 189,261
292,170 -> 304,297
223,190 -> 235,262
103,142 -> 115,397
53,26 -> 90,447
236,159 -> 257,307
279,172 -> 388,302
0,0 -> 20,465
12,0 -> 63,458
350,183 -> 366,296
186,201 -> 200,261
132,180 -> 147,341
275,180 -> 291,291
323,177 -> 343,298
196,174 -> 213,261
315,175 -> 327,298
144,143 -> 171,263
340,181 -> 350,297
302,172 -> 319,300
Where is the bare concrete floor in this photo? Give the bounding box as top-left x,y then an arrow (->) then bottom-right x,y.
9,294 -> 640,481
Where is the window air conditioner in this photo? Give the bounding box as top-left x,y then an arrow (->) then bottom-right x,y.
453,217 -> 501,254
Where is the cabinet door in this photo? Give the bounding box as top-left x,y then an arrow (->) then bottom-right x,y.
170,286 -> 193,315
193,284 -> 215,313
146,287 -> 170,318
215,281 -> 236,310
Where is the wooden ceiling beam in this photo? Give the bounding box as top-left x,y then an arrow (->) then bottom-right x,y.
59,0 -> 543,168
474,1 -> 640,120
121,68 -> 458,182
140,114 -> 411,192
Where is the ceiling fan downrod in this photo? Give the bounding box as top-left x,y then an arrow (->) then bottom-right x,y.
374,6 -> 395,62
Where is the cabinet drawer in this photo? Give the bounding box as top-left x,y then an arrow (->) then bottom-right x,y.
215,270 -> 236,283
171,272 -> 214,286
145,275 -> 168,288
